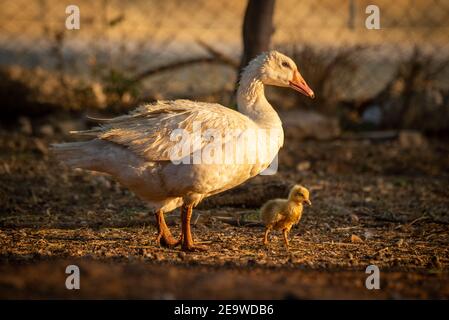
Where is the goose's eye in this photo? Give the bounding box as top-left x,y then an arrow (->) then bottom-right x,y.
282,61 -> 291,69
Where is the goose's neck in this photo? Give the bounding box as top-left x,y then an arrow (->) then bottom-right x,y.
237,67 -> 282,129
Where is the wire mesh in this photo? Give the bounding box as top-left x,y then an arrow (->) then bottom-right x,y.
0,0 -> 448,111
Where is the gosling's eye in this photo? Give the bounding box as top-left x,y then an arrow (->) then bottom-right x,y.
296,192 -> 303,196
282,61 -> 291,69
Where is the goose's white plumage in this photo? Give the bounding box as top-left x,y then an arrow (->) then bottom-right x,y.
73,100 -> 255,162
52,50 -> 314,251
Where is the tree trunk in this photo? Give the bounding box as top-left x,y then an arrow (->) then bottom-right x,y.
239,0 -> 276,71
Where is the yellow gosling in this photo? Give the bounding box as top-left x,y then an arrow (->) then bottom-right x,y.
260,185 -> 311,249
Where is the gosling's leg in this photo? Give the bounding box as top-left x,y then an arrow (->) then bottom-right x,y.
155,210 -> 180,248
180,204 -> 207,252
282,229 -> 290,249
263,227 -> 271,246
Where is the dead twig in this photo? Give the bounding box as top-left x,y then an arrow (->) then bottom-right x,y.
394,215 -> 429,230
371,247 -> 389,258
341,130 -> 399,141
196,39 -> 239,69
195,240 -> 213,245
331,226 -> 362,232
128,245 -> 153,249
131,40 -> 238,84
214,216 -> 263,227
321,241 -> 360,246
193,213 -> 201,226
407,215 -> 429,227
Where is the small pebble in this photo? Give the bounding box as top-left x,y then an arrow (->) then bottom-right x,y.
350,214 -> 359,224
350,234 -> 363,243
296,161 -> 311,172
19,117 -> 32,135
39,125 -> 54,137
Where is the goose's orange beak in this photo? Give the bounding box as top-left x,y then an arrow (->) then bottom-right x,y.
289,70 -> 315,99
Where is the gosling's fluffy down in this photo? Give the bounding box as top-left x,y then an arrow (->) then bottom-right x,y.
260,185 -> 311,248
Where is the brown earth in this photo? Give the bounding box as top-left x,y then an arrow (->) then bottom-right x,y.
0,116 -> 448,299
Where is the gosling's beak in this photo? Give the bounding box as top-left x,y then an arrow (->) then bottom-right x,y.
304,199 -> 312,206
289,70 -> 315,99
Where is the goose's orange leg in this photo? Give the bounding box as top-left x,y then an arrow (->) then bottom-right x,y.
155,210 -> 180,248
180,204 -> 207,252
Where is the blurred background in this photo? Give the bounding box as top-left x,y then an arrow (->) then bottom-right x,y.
1,0 -> 448,132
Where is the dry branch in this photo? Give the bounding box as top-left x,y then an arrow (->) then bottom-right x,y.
215,216 -> 263,227
196,39 -> 239,69
131,40 -> 238,84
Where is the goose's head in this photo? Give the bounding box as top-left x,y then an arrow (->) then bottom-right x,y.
252,50 -> 315,99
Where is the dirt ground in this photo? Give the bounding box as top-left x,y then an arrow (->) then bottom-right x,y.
0,116 -> 448,299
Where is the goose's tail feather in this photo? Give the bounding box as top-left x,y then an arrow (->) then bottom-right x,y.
50,141 -> 98,169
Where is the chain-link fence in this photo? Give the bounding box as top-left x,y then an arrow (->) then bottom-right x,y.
1,0 -> 449,128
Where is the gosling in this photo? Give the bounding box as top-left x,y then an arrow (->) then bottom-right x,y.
260,185 -> 311,248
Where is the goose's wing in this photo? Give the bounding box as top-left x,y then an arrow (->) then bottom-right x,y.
73,100 -> 255,161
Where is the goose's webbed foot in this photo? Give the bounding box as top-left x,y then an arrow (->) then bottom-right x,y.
155,210 -> 181,248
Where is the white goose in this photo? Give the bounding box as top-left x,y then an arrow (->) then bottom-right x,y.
52,51 -> 314,251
